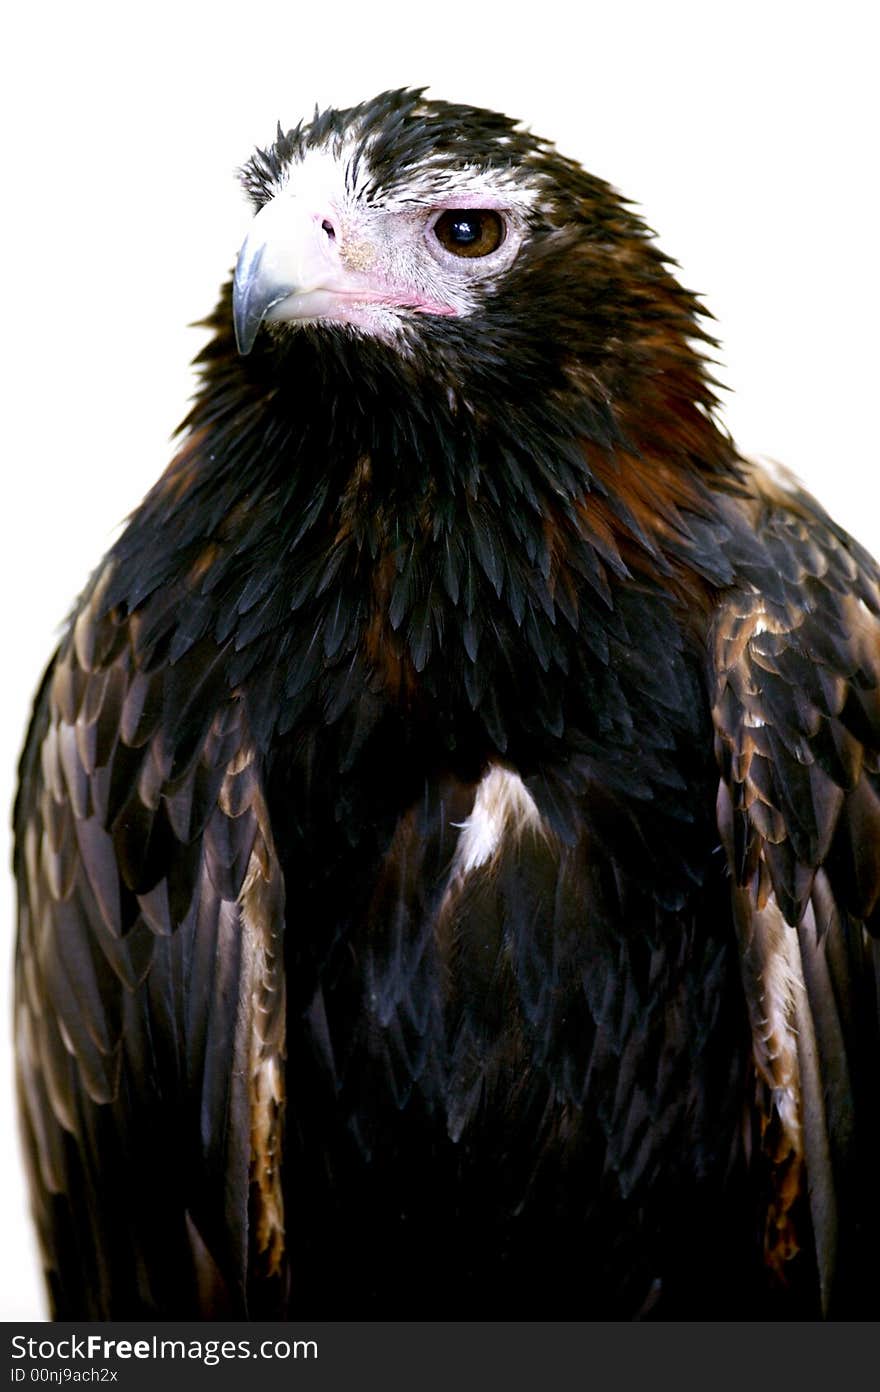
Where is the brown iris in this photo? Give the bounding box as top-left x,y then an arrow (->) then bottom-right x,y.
432,209 -> 506,258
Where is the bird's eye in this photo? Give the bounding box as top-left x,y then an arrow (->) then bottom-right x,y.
432,209 -> 506,258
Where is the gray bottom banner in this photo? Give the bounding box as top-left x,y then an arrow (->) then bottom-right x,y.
3,1321 -> 851,1391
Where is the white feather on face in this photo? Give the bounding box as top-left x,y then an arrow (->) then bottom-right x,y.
232,136 -> 543,349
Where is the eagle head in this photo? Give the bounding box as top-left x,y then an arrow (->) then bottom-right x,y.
231,88 -> 712,431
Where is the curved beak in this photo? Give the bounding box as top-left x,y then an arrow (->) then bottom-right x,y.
232,195 -> 343,355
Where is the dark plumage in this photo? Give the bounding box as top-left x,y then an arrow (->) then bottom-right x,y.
13,88 -> 880,1319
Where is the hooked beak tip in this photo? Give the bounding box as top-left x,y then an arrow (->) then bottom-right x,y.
232,239 -> 296,356
232,242 -> 264,356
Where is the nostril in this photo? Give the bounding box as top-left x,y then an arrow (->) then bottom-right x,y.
321,218 -> 336,242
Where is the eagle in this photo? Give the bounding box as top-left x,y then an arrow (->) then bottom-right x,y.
13,88 -> 880,1320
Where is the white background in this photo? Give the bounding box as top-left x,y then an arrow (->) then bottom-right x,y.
1,0 -> 877,1319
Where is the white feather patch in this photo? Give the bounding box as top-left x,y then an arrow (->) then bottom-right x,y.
451,765 -> 545,876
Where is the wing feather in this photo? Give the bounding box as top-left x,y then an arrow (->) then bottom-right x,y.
713,471 -> 880,1313
14,565 -> 287,1317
